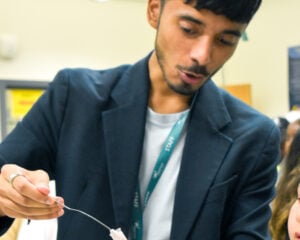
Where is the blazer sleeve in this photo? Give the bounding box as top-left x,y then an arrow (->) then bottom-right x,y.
0,70 -> 69,234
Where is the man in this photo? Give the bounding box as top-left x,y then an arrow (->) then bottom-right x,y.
0,0 -> 280,239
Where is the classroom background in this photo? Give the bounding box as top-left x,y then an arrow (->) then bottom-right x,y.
0,0 -> 299,132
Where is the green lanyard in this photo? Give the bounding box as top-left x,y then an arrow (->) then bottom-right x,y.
131,111 -> 189,240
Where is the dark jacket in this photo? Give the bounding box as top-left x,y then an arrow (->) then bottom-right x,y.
0,54 -> 280,239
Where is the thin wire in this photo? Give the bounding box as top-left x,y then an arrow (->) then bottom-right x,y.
56,200 -> 111,231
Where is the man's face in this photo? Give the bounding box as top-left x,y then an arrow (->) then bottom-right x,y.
148,0 -> 247,95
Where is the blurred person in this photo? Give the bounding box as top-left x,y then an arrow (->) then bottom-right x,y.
285,110 -> 300,124
284,119 -> 300,160
270,129 -> 300,240
273,116 -> 292,181
0,0 -> 280,239
273,116 -> 290,160
287,183 -> 300,240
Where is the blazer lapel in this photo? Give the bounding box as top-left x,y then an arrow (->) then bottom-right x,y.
171,81 -> 233,240
102,56 -> 150,234
102,55 -> 233,239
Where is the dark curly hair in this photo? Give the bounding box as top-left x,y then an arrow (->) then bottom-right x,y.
161,0 -> 262,23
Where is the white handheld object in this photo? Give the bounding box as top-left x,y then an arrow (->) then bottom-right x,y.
109,228 -> 127,240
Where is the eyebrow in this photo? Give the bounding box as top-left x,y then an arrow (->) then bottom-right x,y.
179,14 -> 242,37
179,14 -> 204,26
223,30 -> 242,38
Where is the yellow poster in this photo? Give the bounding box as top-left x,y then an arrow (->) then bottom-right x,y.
8,88 -> 44,118
5,88 -> 44,135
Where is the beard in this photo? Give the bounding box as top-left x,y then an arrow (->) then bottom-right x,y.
155,41 -> 196,96
154,37 -> 215,96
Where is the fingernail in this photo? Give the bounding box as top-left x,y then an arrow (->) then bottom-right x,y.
36,183 -> 50,195
55,198 -> 63,206
58,209 -> 64,217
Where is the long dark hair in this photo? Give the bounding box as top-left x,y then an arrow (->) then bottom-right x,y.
270,129 -> 300,240
285,129 -> 300,174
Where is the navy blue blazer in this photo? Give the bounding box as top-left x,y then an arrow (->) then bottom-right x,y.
0,54 -> 280,239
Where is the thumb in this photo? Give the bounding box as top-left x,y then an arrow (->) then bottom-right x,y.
36,183 -> 50,195
25,169 -> 51,196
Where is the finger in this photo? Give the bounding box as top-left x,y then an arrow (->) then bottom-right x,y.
8,173 -> 25,188
2,176 -> 64,210
7,183 -> 63,210
3,201 -> 64,220
1,167 -> 59,216
2,164 -> 51,190
8,173 -> 53,206
0,164 -> 65,220
1,165 -> 54,205
36,183 -> 51,195
0,188 -> 64,219
24,169 -> 51,195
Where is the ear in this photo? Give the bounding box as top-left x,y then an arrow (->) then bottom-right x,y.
147,0 -> 161,29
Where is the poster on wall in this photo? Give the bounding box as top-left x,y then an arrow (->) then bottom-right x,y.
5,88 -> 44,135
288,46 -> 300,110
0,80 -> 49,141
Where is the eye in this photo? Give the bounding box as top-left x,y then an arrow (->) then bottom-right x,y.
179,21 -> 198,37
217,35 -> 238,47
181,26 -> 194,34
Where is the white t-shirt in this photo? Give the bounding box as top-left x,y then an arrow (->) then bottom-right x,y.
138,108 -> 188,240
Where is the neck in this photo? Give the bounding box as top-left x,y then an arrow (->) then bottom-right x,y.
148,52 -> 191,114
148,91 -> 191,114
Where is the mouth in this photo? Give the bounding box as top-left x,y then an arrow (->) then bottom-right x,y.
295,232 -> 300,239
179,70 -> 206,85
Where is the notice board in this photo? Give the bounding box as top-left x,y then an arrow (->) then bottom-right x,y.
288,46 -> 300,110
0,80 -> 49,140
224,83 -> 252,106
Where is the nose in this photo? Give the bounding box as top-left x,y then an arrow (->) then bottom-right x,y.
190,36 -> 213,65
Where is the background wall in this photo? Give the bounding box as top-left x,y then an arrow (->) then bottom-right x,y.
0,0 -> 299,118
0,0 -> 154,78
215,0 -> 299,118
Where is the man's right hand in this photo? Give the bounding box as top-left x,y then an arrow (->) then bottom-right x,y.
0,164 -> 64,220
